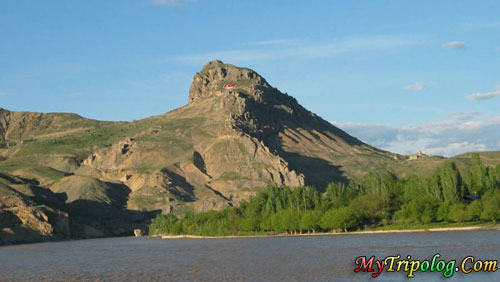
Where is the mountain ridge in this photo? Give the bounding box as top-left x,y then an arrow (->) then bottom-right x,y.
1,60 -> 500,244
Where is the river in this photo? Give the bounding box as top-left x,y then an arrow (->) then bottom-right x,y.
0,230 -> 498,281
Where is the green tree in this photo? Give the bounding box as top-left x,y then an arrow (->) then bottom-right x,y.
447,203 -> 467,223
403,176 -> 428,201
149,213 -> 178,235
495,165 -> 500,187
470,153 -> 486,195
480,190 -> 500,224
332,207 -> 358,232
437,162 -> 465,203
240,216 -> 260,232
281,209 -> 301,233
437,201 -> 452,222
427,174 -> 444,202
361,171 -> 383,194
323,182 -> 356,209
394,197 -> 438,224
349,193 -> 391,225
466,201 -> 483,221
299,210 -> 322,233
320,207 -> 357,232
320,210 -> 337,231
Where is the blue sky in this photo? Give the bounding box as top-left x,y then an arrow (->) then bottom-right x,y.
1,0 -> 499,156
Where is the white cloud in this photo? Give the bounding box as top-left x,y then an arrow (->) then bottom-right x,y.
332,112 -> 500,157
151,0 -> 198,6
468,89 -> 500,101
403,82 -> 427,91
443,41 -> 467,50
169,36 -> 421,65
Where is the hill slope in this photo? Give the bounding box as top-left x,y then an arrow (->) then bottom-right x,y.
75,61 -> 399,212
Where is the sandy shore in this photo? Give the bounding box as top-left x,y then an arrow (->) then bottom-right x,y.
158,225 -> 500,240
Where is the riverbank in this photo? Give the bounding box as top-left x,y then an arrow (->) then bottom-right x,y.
158,223 -> 500,240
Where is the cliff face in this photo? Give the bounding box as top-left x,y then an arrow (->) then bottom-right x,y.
190,61 -> 391,187
0,61 -> 400,244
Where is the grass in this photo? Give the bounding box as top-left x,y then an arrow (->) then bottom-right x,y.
27,166 -> 68,182
216,171 -> 251,181
3,122 -> 146,170
13,126 -> 126,157
132,194 -> 169,208
4,112 -> 103,140
143,117 -> 206,132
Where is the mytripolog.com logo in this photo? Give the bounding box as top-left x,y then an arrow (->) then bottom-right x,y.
354,254 -> 498,278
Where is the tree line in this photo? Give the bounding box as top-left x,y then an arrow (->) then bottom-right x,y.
149,154 -> 500,236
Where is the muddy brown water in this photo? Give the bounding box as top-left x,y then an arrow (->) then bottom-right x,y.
0,230 -> 498,281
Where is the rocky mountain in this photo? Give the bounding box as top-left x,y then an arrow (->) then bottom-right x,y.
1,61 -> 498,244
74,61 -> 397,211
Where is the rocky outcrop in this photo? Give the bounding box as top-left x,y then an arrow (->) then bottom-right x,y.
189,60 -> 272,104
0,205 -> 70,245
82,138 -> 135,172
0,179 -> 70,245
201,133 -> 304,201
0,172 -> 153,245
134,229 -> 143,237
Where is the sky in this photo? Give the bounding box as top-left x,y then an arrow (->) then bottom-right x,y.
0,0 -> 499,156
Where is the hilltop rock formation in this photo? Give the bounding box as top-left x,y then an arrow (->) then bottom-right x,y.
73,61 -> 394,212
188,60 -> 272,103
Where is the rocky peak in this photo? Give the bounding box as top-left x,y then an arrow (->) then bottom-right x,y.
188,60 -> 272,104
187,61 -> 324,141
